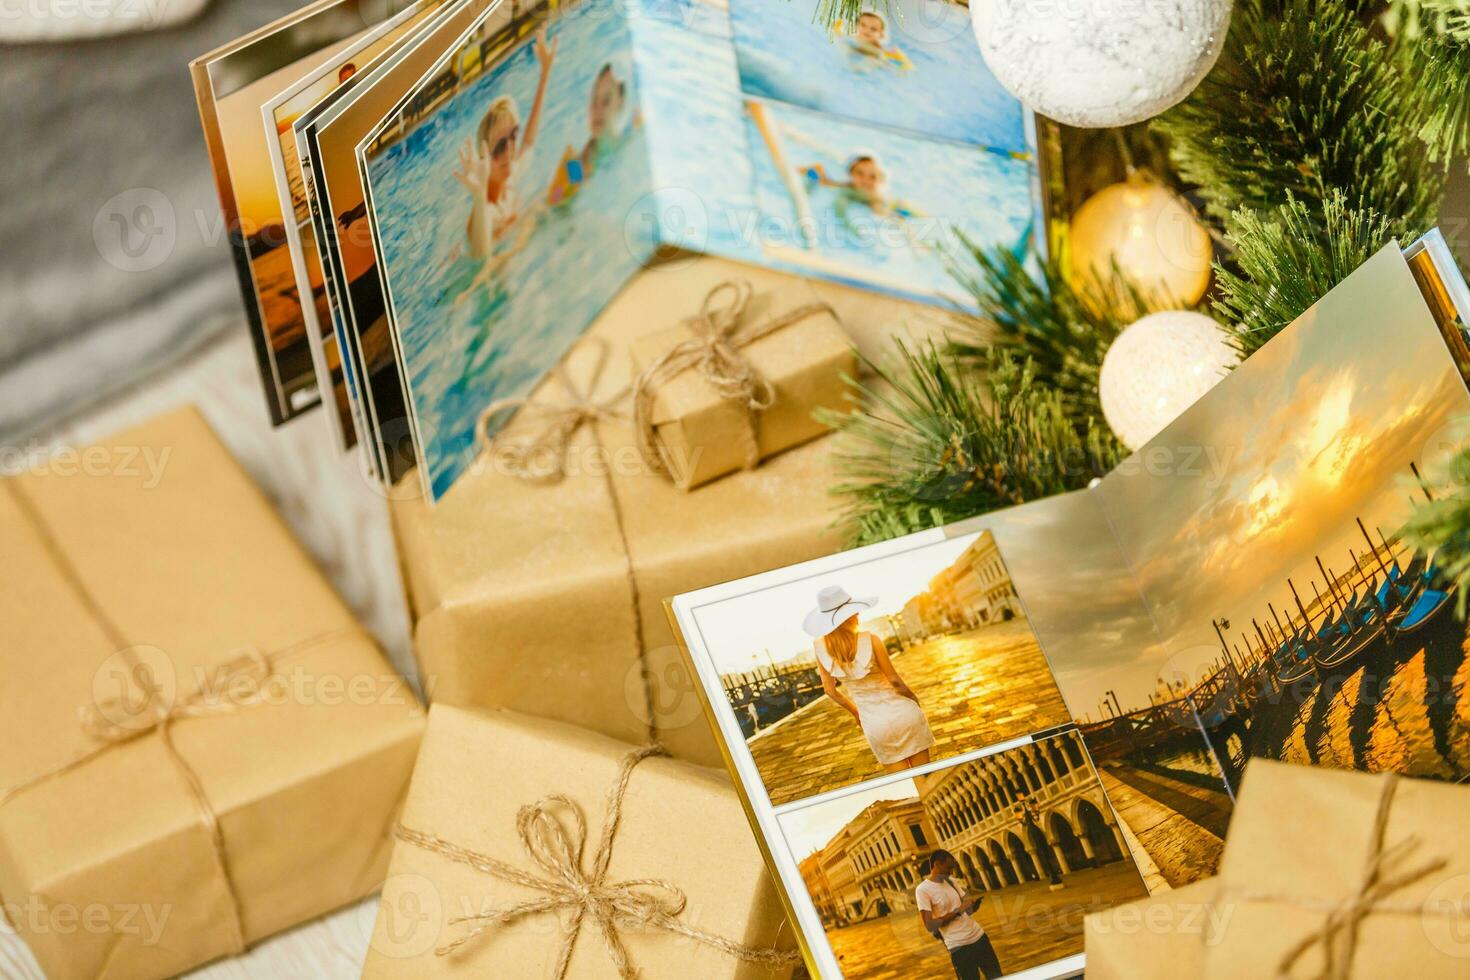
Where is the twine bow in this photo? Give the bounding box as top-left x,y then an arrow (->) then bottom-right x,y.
0,626 -> 359,957
632,280 -> 834,479
1235,773 -> 1455,980
476,338 -> 628,484
395,745 -> 799,978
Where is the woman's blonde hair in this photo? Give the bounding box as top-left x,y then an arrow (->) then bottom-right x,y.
823,615 -> 860,667
477,95 -> 520,149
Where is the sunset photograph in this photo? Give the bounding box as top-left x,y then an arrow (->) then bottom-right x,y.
779,734 -> 1148,979
1050,245 -> 1470,888
693,529 -> 1073,807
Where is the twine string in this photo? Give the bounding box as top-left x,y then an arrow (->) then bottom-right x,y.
476,338 -> 628,484
472,339 -> 656,740
0,627 -> 359,956
1230,773 -> 1451,980
632,280 -> 834,478
395,745 -> 799,978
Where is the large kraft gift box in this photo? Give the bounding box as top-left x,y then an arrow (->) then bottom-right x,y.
1201,760 -> 1470,979
389,256 -> 920,766
1084,878 -> 1218,979
363,704 -> 798,978
0,406 -> 425,980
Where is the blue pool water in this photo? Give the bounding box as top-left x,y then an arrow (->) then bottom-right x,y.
369,11 -> 654,499
371,0 -> 1041,498
632,0 -> 1035,307
745,102 -> 1034,306
630,5 -> 765,261
728,0 -> 1026,151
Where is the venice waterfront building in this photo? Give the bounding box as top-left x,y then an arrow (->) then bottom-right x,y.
802,731 -> 1129,927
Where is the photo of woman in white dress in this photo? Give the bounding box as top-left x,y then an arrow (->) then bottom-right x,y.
804,585 -> 936,772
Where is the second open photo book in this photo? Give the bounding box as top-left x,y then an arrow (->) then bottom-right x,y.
667,234 -> 1470,979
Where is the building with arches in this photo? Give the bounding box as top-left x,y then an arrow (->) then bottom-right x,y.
912,731 -> 1130,892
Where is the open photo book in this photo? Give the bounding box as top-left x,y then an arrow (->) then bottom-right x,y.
192,0 -> 1048,501
667,232 -> 1470,979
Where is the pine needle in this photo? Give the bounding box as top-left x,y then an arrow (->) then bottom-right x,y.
1214,192 -> 1398,355
821,344 -> 1124,547
1155,0 -> 1443,237
945,237 -> 1160,433
1387,1 -> 1470,166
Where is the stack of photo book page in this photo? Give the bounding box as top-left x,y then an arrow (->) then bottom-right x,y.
191,0 -> 1046,502
670,234 -> 1470,980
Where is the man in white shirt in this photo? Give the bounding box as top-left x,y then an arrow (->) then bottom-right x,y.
915,850 -> 1003,980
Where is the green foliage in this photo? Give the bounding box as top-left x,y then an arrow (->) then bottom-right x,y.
1213,192 -> 1398,355
820,343 -> 1124,547
946,238 -> 1157,432
1388,1 -> 1470,166
1397,437 -> 1470,616
1155,0 -> 1442,239
813,0 -> 872,30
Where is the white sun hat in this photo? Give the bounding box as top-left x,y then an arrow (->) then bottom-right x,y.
802,585 -> 878,638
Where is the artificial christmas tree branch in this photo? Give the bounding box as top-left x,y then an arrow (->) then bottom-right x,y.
1155,0 -> 1443,238
821,344 -> 1123,546
1388,0 -> 1470,167
946,238 -> 1157,431
1213,192 -> 1398,355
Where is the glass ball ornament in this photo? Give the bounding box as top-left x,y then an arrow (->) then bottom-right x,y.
1099,310 -> 1238,450
969,0 -> 1233,128
1068,176 -> 1214,309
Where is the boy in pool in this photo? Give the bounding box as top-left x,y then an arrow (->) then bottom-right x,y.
453,27 -> 557,304
806,154 -> 921,222
840,11 -> 910,69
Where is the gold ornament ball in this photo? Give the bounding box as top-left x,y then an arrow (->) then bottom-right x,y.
1068,177 -> 1213,308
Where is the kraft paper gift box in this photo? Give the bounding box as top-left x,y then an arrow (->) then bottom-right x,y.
628,278 -> 857,490
362,704 -> 798,979
1084,878 -> 1218,979
0,406 -> 425,980
1203,760 -> 1470,979
390,258 -> 862,768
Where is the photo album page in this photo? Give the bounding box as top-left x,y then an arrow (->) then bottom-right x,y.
668,234 -> 1470,979
196,0 -> 1049,503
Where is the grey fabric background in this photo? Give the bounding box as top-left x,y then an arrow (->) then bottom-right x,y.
0,0 -> 303,443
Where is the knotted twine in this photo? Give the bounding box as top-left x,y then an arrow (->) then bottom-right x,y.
1229,772 -> 1458,980
473,339 -> 656,740
394,744 -> 799,977
631,280 -> 835,481
0,479 -> 365,956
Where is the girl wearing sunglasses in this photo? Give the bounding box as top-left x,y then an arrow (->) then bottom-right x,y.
456,27 -> 558,272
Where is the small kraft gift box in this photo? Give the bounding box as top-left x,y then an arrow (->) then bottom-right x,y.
0,406 -> 425,980
389,256 -> 917,767
362,703 -> 800,979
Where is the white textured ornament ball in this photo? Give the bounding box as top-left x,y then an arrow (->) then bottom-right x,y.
1099,310 -> 1238,450
970,0 -> 1234,128
1070,178 -> 1214,308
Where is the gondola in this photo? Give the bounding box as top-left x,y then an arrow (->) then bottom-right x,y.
1385,551 -> 1455,639
1274,636 -> 1318,684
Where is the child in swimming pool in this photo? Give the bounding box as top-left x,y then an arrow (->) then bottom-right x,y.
453,27 -> 557,303
545,63 -> 637,207
806,154 -> 919,221
456,27 -> 556,255
840,11 -> 910,70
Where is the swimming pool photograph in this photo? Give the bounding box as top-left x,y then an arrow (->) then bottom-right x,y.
365,7 -> 656,499
729,0 -> 1026,151
745,100 -> 1038,306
